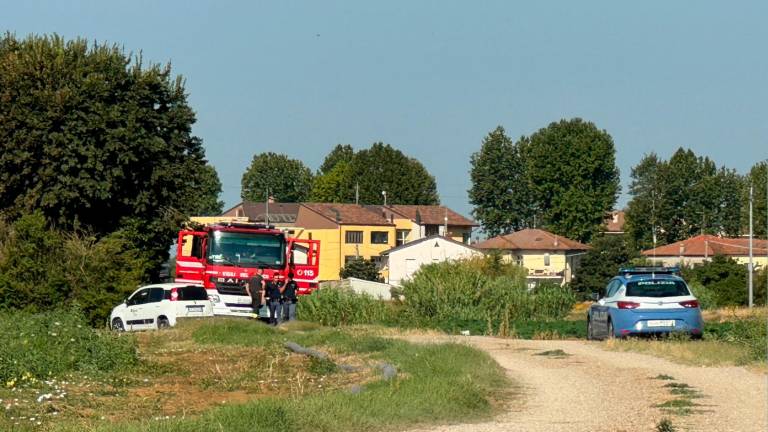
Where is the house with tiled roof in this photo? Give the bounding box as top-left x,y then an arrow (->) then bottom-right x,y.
387,204 -> 478,246
475,228 -> 590,285
642,234 -> 768,269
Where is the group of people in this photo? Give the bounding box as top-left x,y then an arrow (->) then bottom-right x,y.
246,268 -> 299,325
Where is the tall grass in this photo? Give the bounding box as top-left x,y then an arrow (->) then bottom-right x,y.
401,259 -> 576,327
0,307 -> 138,383
298,287 -> 396,326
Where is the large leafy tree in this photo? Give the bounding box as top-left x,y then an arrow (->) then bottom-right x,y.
241,152 -> 313,202
469,126 -> 534,237
742,161 -> 767,238
309,161 -> 355,203
625,148 -> 744,248
318,144 -> 354,175
349,143 -> 439,205
524,119 -> 620,243
0,34 -> 216,272
311,143 -> 439,205
189,164 -> 224,216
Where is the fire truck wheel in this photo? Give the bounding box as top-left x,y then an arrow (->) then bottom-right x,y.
157,317 -> 170,329
111,318 -> 125,332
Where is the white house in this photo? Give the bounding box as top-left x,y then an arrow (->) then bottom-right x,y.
381,235 -> 484,286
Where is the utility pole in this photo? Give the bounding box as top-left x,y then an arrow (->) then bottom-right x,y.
748,184 -> 753,308
382,190 -> 387,207
265,187 -> 270,226
355,183 -> 359,205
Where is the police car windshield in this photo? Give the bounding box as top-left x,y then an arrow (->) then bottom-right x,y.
626,280 -> 689,297
207,231 -> 285,268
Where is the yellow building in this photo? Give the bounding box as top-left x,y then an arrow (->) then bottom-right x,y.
475,228 -> 590,286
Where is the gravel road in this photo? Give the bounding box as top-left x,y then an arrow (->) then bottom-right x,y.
405,336 -> 767,432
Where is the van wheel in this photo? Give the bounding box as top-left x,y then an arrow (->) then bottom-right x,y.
157,317 -> 170,329
111,318 -> 125,332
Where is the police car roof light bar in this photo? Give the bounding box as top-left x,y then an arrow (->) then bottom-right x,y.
618,266 -> 680,276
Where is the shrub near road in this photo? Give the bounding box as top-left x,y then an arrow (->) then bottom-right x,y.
401,259 -> 576,329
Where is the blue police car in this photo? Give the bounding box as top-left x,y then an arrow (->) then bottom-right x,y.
587,267 -> 703,340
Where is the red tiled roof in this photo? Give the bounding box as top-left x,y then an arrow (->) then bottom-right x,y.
604,210 -> 625,233
642,235 -> 768,257
301,203 -> 394,226
388,205 -> 477,226
475,228 -> 589,251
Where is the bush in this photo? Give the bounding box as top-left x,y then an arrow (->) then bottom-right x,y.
682,255 -> 749,307
401,258 -> 575,328
704,317 -> 767,363
339,257 -> 381,281
570,234 -> 639,299
0,213 -> 150,325
687,281 -> 718,310
0,307 -> 138,383
298,287 -> 396,326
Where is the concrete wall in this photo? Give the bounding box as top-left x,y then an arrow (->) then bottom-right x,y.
387,237 -> 483,286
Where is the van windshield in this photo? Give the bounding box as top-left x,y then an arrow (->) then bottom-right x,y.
626,280 -> 690,298
206,231 -> 285,268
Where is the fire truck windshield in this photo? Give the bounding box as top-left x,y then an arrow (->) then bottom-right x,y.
206,231 -> 285,268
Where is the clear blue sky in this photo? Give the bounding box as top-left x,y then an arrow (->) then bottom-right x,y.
3,1 -> 767,219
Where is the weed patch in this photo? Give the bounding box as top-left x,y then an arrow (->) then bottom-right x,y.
655,417 -> 677,432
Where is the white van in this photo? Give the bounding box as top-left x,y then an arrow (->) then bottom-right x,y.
110,283 -> 213,331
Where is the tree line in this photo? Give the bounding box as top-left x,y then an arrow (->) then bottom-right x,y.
240,143 -> 440,205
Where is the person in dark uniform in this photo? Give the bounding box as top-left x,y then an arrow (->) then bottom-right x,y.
265,277 -> 282,326
246,268 -> 265,318
281,273 -> 298,321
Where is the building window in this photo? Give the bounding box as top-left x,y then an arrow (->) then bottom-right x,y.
396,229 -> 410,246
344,255 -> 359,265
462,232 -> 470,244
370,255 -> 384,269
425,225 -> 439,236
371,231 -> 389,244
544,253 -> 550,266
345,231 -> 363,244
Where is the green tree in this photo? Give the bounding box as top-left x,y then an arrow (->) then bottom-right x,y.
339,258 -> 381,282
318,144 -> 354,175
188,164 -> 224,216
523,118 -> 620,243
742,161 -> 767,238
241,152 -> 313,202
469,127 -> 534,237
309,161 -> 355,203
626,148 -> 745,249
345,143 -> 439,205
570,234 -> 639,297
0,34 -> 216,273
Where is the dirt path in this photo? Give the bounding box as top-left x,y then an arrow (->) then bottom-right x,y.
404,336 -> 767,432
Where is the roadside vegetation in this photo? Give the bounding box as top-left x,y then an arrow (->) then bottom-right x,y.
0,316 -> 511,432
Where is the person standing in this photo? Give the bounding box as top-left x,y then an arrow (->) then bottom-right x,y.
246,268 -> 265,318
265,277 -> 282,326
281,272 -> 299,321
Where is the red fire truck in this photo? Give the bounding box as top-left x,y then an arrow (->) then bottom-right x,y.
174,222 -> 320,317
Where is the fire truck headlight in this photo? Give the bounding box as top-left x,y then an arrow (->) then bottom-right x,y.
209,295 -> 221,304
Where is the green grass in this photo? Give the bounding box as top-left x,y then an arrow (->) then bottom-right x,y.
0,307 -> 138,383
52,319 -> 512,432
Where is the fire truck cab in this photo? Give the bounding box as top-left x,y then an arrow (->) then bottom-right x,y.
174,222 -> 320,317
